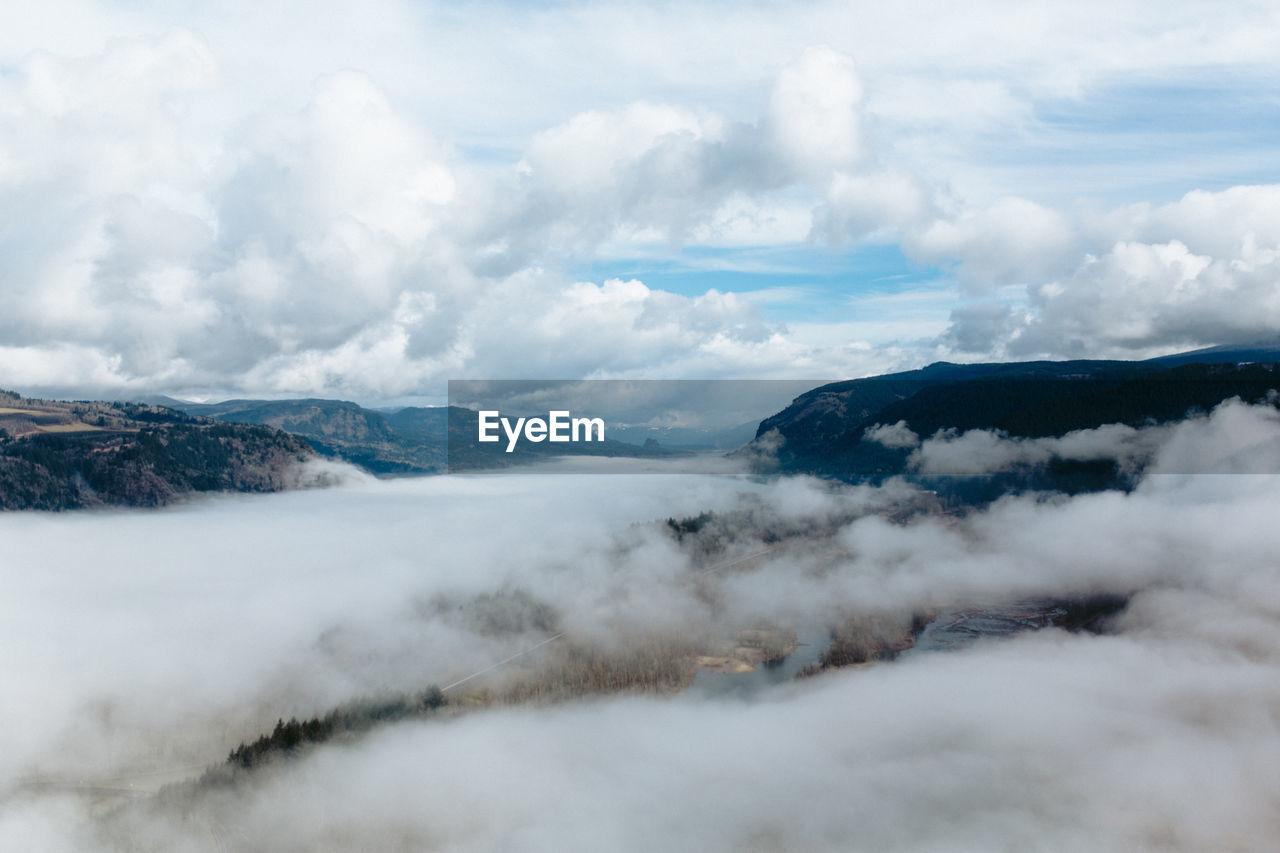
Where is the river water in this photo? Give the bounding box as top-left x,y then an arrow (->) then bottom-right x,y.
686,627 -> 830,698
688,599 -> 1082,698
906,599 -> 1071,654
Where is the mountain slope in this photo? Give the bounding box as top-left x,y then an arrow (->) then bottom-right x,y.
748,353 -> 1280,483
1143,338 -> 1280,367
0,391 -> 314,510
175,399 -> 445,474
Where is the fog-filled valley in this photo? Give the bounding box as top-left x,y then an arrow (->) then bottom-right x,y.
3,400 -> 1280,851
8,1 -> 1280,849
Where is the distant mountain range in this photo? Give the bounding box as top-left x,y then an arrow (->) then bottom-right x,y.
152,398 -> 693,474
164,398 -> 449,475
4,340 -> 1276,509
158,338 -> 1279,484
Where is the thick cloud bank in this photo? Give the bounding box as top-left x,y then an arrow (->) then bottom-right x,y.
3,5 -> 1280,396
3,406 -> 1280,849
901,397 -> 1280,477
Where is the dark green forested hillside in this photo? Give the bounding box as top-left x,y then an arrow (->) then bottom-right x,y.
749,358 -> 1280,485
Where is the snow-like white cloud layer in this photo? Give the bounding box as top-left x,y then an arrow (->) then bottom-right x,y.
3,406 -> 1280,849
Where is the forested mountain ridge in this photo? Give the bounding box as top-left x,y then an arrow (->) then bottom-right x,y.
0,391 -> 314,510
748,347 -> 1280,483
172,398 -> 446,475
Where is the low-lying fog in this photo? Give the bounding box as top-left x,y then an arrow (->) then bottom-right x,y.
4,400 -> 1280,851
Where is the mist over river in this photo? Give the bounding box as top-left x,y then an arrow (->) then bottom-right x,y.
4,446 -> 1280,850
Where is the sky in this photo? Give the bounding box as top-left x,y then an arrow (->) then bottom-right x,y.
2,1 -> 1279,403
